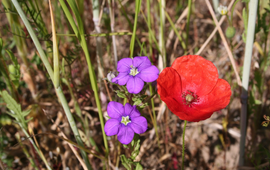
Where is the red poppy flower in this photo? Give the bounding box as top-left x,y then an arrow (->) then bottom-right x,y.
157,55 -> 231,122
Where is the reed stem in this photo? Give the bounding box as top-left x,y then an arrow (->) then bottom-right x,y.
239,0 -> 258,166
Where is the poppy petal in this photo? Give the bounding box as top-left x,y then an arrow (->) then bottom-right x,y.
130,116 -> 148,134
104,119 -> 121,136
126,76 -> 144,94
157,67 -> 184,113
157,67 -> 182,101
117,125 -> 134,144
133,56 -> 152,70
117,58 -> 133,72
137,66 -> 159,82
172,55 -> 218,96
107,101 -> 124,119
194,79 -> 231,113
112,73 -> 130,85
172,102 -> 214,122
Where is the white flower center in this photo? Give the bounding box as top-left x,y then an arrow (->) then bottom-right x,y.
129,65 -> 139,76
121,116 -> 131,125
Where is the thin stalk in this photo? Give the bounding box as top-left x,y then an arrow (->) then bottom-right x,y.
117,0 -> 147,55
48,0 -> 59,88
0,53 -> 19,101
15,133 -> 39,170
158,0 -> 166,69
205,0 -> 241,86
91,0 -> 103,80
163,7 -> 187,53
212,0 -> 219,13
22,127 -> 52,169
55,87 -> 92,169
186,0 -> 192,47
147,0 -> 153,59
108,0 -> 118,68
129,0 -> 142,59
11,1 -> 92,169
181,120 -> 187,170
59,0 -> 109,155
149,84 -> 160,147
11,0 -> 53,79
2,0 -> 37,100
141,11 -> 161,55
239,0 -> 258,166
196,0 -> 236,55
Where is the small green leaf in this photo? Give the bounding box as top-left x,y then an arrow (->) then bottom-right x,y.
6,50 -> 19,69
25,117 -> 33,123
262,121 -> 269,127
135,162 -> 143,170
116,91 -> 126,99
22,110 -> 31,117
255,99 -> 262,105
0,91 -> 21,115
133,100 -> 142,106
120,155 -> 132,170
123,144 -> 129,149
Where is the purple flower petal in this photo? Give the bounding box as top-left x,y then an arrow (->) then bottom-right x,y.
137,66 -> 159,82
126,76 -> 144,94
104,119 -> 121,136
123,103 -> 134,116
117,125 -> 134,144
129,106 -> 141,118
107,101 -> 124,119
130,116 -> 147,134
133,56 -> 152,71
112,72 -> 130,85
117,58 -> 133,72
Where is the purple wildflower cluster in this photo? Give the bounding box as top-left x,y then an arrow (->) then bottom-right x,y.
105,56 -> 159,144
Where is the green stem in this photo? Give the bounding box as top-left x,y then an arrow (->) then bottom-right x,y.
15,133 -> 39,170
181,120 -> 187,170
186,0 -> 192,47
22,127 -> 52,170
149,84 -> 160,147
129,0 -> 142,59
158,0 -> 166,68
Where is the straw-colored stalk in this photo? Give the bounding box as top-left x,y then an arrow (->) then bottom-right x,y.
108,0 -> 118,68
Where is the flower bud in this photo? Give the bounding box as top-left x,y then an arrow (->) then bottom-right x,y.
225,26 -> 236,39
106,71 -> 116,82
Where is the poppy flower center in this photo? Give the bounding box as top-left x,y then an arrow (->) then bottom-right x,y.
129,65 -> 139,76
121,116 -> 131,125
182,90 -> 199,107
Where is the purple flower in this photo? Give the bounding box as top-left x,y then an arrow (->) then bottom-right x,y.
104,101 -> 148,144
112,56 -> 159,94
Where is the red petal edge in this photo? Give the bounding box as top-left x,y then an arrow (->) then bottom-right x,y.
157,67 -> 183,114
